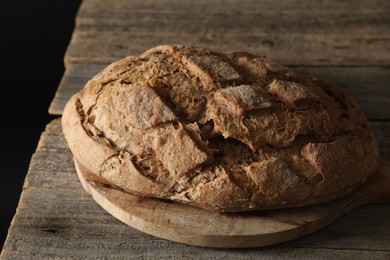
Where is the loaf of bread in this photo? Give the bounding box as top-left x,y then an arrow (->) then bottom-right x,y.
62,45 -> 379,212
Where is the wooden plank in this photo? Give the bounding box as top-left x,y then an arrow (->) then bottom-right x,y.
48,63 -> 106,114
63,0 -> 390,66
79,0 -> 390,13
1,119 -> 390,258
76,9 -> 390,35
64,29 -> 390,66
302,67 -> 390,121
372,122 -> 390,160
48,63 -> 390,120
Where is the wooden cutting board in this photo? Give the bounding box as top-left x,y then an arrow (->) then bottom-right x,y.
74,159 -> 390,248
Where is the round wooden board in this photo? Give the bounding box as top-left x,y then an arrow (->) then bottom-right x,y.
74,159 -> 390,248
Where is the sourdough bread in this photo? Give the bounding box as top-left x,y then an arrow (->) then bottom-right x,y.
62,45 -> 379,212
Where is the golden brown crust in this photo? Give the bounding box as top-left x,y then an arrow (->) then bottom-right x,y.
62,45 -> 379,212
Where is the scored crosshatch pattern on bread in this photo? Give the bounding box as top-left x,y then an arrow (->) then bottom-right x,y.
62,45 -> 379,212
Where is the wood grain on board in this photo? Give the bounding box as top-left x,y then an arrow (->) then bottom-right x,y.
65,0 -> 389,65
73,158 -> 390,248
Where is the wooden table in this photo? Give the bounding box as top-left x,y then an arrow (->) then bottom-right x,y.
2,0 -> 390,258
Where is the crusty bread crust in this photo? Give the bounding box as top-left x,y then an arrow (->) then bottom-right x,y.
62,45 -> 379,212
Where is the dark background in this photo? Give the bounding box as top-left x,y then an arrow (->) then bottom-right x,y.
0,1 -> 82,248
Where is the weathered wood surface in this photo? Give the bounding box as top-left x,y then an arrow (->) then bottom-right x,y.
66,0 -> 390,65
79,0 -> 390,12
1,119 -> 390,259
3,0 -> 390,258
65,30 -> 390,66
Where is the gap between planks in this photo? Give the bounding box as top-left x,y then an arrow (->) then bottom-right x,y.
78,0 -> 390,13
